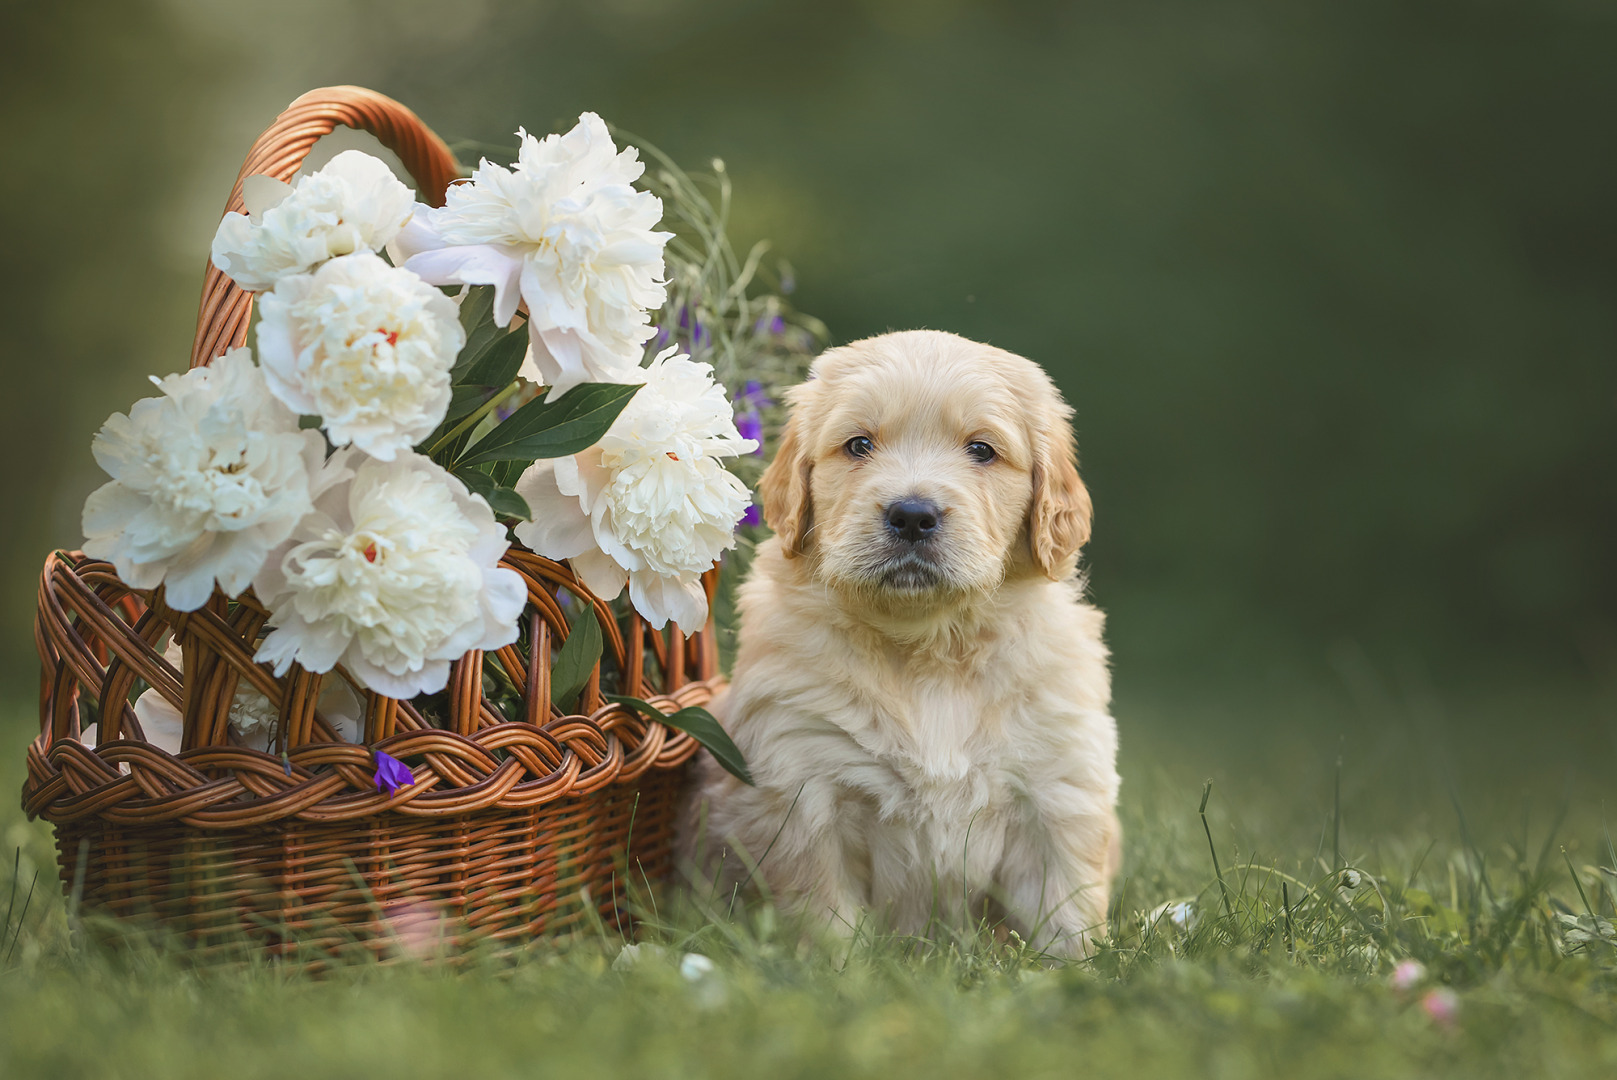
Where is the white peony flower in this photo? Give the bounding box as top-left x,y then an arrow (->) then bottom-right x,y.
396,113 -> 672,400
256,252 -> 465,460
254,449 -> 527,698
82,348 -> 326,612
211,150 -> 416,292
513,349 -> 756,631
106,640 -> 364,754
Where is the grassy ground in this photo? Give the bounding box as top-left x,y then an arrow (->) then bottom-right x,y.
3,683 -> 1616,1080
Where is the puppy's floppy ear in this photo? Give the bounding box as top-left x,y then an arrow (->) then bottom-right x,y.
1028,412 -> 1093,580
759,387 -> 815,558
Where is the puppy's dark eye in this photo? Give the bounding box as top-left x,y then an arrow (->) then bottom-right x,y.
965,441 -> 996,464
845,435 -> 874,459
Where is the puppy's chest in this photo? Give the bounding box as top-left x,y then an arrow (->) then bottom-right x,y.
844,679 -> 1033,821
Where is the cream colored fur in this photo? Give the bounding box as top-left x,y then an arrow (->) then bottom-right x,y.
680,330 -> 1120,958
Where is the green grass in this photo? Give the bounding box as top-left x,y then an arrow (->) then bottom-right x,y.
4,687 -> 1616,1080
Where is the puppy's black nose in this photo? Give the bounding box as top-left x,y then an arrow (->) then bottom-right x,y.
885,498 -> 940,543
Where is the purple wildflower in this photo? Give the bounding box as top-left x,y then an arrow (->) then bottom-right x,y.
739,504 -> 762,527
736,412 -> 763,447
650,324 -> 671,350
373,750 -> 414,796
735,380 -> 773,410
769,315 -> 785,335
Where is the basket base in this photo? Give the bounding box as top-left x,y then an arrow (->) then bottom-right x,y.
52,764 -> 688,963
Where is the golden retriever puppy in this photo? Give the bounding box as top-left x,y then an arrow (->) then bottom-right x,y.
682,329 -> 1119,958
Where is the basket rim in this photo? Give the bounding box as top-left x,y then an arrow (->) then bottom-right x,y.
26,547 -> 716,829
23,682 -> 712,828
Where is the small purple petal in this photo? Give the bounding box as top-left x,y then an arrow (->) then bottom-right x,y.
769,315 -> 785,335
739,504 -> 762,527
651,325 -> 670,350
735,412 -> 763,445
373,750 -> 414,797
677,305 -> 692,330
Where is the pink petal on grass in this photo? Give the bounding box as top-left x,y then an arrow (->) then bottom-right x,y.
1421,988 -> 1459,1028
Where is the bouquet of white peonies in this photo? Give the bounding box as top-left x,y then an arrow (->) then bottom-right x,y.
79,111 -> 817,769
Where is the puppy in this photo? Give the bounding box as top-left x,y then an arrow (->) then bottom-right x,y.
682,330 -> 1119,958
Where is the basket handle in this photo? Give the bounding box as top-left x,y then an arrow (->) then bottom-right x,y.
190,86 -> 461,369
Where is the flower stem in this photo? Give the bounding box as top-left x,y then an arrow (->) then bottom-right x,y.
426,382 -> 517,464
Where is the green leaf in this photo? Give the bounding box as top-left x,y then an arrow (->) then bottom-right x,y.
458,325 -> 528,390
484,486 -> 531,520
458,283 -> 495,330
453,467 -> 532,521
489,458 -> 527,487
417,318 -> 532,462
440,384 -> 502,427
549,604 -> 603,713
605,693 -> 754,785
457,382 -> 641,467
451,285 -> 501,377
430,425 -> 478,468
418,385 -> 500,458
420,357 -> 527,463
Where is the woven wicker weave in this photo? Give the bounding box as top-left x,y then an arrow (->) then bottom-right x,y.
22,87 -> 716,961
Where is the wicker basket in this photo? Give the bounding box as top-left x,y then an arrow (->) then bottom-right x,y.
21,87 -> 717,961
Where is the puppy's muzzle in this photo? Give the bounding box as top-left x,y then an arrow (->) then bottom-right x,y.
884,498 -> 940,545
875,497 -> 947,590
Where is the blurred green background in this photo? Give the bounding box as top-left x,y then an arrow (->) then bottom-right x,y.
2,0 -> 1614,784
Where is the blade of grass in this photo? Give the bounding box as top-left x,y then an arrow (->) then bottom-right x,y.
1564,847 -> 1596,917
1200,780 -> 1234,920
1282,880 -> 1294,959
5,868 -> 37,966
